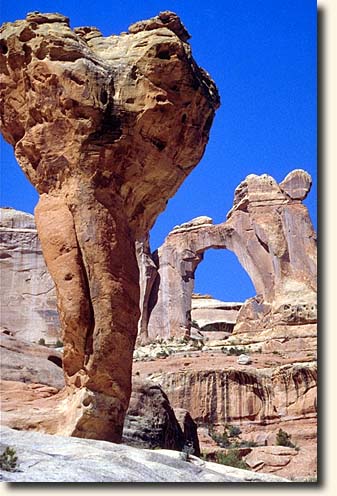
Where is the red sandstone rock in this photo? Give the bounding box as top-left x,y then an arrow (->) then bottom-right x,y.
133,351 -> 317,478
0,11 -> 219,441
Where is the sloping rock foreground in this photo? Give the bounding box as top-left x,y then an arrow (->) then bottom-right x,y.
0,427 -> 288,482
0,10 -> 219,442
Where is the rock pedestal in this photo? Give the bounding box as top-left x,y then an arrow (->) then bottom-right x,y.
0,11 -> 219,441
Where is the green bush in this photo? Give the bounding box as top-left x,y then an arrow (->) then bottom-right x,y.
0,447 -> 18,472
38,338 -> 46,346
216,450 -> 250,470
228,347 -> 246,356
180,442 -> 195,462
275,428 -> 296,448
228,424 -> 242,437
55,339 -> 63,348
209,424 -> 258,449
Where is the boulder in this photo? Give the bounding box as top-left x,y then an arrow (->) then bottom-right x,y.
0,11 -> 219,441
0,333 -> 63,389
237,354 -> 252,365
174,408 -> 201,457
122,379 -> 186,451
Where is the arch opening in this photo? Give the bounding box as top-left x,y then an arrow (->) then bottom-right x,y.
192,249 -> 256,337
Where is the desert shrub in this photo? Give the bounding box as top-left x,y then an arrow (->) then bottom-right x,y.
227,424 -> 241,437
0,447 -> 18,472
180,442 -> 195,462
55,339 -> 63,348
38,338 -> 46,346
209,427 -> 230,448
209,424 -> 259,449
215,450 -> 249,470
228,347 -> 246,356
275,428 -> 296,448
156,349 -> 169,358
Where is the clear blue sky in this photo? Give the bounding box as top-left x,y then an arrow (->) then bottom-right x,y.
0,0 -> 317,302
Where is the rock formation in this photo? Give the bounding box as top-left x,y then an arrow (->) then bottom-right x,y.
139,170 -> 316,343
134,350 -> 317,479
0,332 -> 201,454
191,294 -> 242,338
0,11 -> 219,441
148,364 -> 317,430
0,208 -> 59,343
123,379 -> 200,455
0,332 -> 63,389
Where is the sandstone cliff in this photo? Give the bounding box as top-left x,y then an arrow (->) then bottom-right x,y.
133,346 -> 317,479
0,207 -> 59,343
0,11 -> 219,441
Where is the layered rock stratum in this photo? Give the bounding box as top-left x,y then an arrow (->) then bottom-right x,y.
0,208 -> 59,343
0,11 -> 219,441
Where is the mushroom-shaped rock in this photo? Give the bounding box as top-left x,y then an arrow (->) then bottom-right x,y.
0,12 -> 219,441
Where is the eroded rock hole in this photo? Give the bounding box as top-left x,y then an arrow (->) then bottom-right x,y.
156,94 -> 167,103
0,40 -> 8,54
157,50 -> 171,60
193,249 -> 255,336
100,89 -> 108,105
194,249 -> 255,302
47,355 -> 62,368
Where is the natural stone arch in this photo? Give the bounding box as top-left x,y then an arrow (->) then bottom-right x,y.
138,216 -> 256,343
138,170 -> 317,343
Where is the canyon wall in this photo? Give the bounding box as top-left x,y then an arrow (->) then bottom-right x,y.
0,207 -> 59,343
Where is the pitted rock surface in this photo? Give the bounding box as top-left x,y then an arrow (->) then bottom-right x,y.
0,11 -> 219,441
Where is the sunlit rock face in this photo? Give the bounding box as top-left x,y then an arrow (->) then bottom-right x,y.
0,208 -> 60,343
138,169 -> 316,346
0,11 -> 219,441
